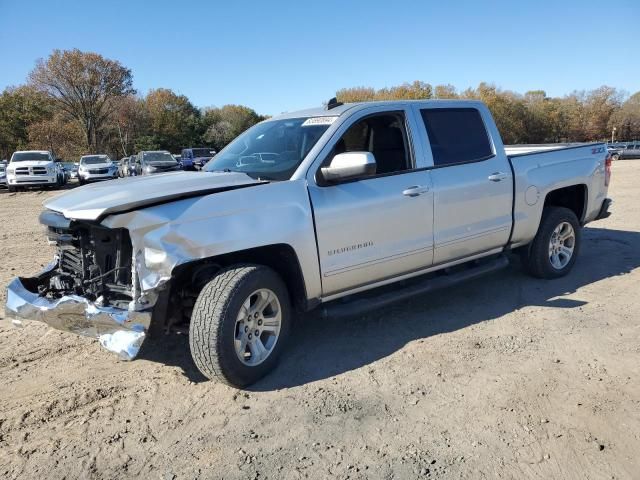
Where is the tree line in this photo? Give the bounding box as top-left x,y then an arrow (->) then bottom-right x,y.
1,50 -> 639,161
337,81 -> 640,145
0,49 -> 266,160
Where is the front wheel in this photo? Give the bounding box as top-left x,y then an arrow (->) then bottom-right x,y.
521,206 -> 581,278
189,265 -> 291,387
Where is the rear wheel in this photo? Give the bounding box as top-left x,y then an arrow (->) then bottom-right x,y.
521,206 -> 581,278
189,265 -> 291,387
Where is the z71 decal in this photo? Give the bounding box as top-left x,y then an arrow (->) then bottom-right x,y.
591,146 -> 605,154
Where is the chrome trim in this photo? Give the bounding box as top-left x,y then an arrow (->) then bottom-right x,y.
5,265 -> 151,360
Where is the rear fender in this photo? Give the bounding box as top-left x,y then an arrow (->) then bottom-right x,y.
510,149 -> 607,246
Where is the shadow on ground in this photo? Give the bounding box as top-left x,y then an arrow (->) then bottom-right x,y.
138,227 -> 640,389
0,182 -> 79,195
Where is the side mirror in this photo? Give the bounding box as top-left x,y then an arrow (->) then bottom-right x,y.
320,152 -> 377,183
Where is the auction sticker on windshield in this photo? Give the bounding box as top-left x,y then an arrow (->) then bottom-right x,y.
302,116 -> 338,127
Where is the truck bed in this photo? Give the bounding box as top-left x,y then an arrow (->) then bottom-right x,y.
505,141 -> 609,249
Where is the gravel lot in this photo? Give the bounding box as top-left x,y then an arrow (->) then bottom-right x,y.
1,162 -> 639,479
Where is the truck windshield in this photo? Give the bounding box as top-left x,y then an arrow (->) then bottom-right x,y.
204,117 -> 332,180
143,152 -> 177,165
11,152 -> 50,162
191,148 -> 214,157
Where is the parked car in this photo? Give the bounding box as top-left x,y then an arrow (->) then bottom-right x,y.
606,144 -> 621,161
118,157 -> 131,178
618,143 -> 640,159
133,150 -> 181,175
6,99 -> 612,387
5,150 -> 67,192
77,154 -> 119,185
61,162 -> 78,180
0,161 -> 7,188
181,147 -> 216,170
126,155 -> 137,176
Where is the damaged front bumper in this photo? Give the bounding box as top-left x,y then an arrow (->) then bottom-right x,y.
5,267 -> 151,360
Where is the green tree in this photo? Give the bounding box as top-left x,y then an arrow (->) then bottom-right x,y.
0,86 -> 52,159
202,105 -> 264,150
143,88 -> 200,152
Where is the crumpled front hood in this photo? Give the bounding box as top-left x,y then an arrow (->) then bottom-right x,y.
44,171 -> 263,220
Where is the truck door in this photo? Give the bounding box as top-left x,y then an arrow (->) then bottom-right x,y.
412,105 -> 513,264
307,108 -> 434,296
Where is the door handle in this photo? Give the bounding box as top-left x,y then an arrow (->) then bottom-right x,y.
488,172 -> 508,182
402,185 -> 430,197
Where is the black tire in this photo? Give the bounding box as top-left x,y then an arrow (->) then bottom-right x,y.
521,206 -> 581,279
8,185 -> 16,193
79,178 -> 85,186
189,264 -> 292,387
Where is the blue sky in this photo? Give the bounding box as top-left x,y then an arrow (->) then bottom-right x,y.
0,0 -> 637,115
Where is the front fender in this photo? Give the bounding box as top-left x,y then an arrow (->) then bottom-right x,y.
101,179 -> 322,300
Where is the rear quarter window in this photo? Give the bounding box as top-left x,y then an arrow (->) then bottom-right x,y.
420,108 -> 493,166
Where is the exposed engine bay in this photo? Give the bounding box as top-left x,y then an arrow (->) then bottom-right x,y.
37,211 -> 135,309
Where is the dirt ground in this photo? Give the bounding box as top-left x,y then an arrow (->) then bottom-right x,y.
0,162 -> 639,480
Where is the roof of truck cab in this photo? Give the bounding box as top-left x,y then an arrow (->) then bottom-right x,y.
13,150 -> 50,154
271,99 -> 485,120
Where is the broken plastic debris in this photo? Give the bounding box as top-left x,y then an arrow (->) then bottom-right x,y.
98,330 -> 146,360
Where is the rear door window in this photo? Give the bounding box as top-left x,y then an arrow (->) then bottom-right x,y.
420,108 -> 493,166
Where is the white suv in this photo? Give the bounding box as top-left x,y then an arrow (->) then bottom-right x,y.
6,150 -> 66,192
77,154 -> 119,184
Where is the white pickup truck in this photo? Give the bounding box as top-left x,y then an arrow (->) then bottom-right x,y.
5,99 -> 612,387
5,150 -> 67,191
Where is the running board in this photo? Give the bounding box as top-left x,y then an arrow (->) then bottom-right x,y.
320,254 -> 510,319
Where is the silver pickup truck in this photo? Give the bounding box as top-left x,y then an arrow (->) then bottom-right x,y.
5,99 -> 612,387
